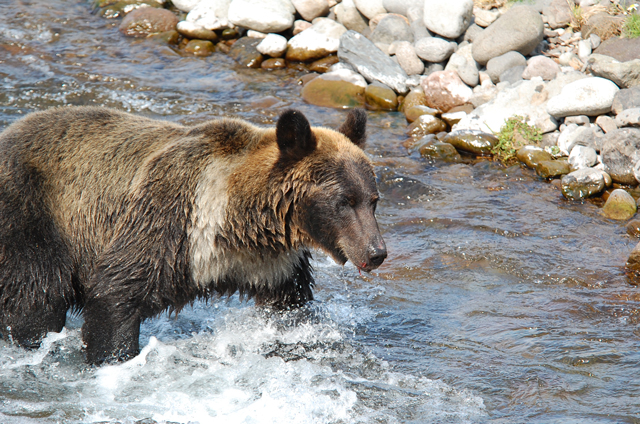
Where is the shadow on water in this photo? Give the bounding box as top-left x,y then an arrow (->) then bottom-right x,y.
1,1 -> 639,423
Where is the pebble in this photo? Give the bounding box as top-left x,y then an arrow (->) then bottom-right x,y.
184,39 -> 216,56
257,33 -> 288,57
261,57 -> 287,69
516,146 -> 553,168
365,81 -> 398,111
353,0 -> 386,20
602,189 -> 637,220
291,0 -> 329,22
338,30 -> 408,94
119,7 -> 179,37
395,41 -> 424,76
472,5 -> 544,65
536,160 -> 571,178
444,42 -> 479,87
405,105 -> 438,123
486,51 -> 527,84
407,115 -> 448,140
577,39 -> 592,62
522,55 -> 560,81
286,18 -> 346,61
414,37 -> 456,63
335,0 -> 369,34
568,145 -> 597,170
626,218 -> 640,237
473,7 -> 500,28
596,115 -> 618,133
420,140 -> 462,161
561,168 -> 606,200
228,36 -> 264,68
564,115 -> 590,126
423,0 -> 473,39
176,21 -> 218,41
442,130 -> 498,155
308,55 -> 339,73
370,14 -> 413,45
547,77 -> 620,118
228,0 -> 295,33
293,20 -> 312,35
421,70 -> 473,113
383,0 -> 423,17
616,108 -> 640,128
172,0 -> 200,12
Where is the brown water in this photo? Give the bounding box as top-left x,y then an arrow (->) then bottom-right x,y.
1,1 -> 639,423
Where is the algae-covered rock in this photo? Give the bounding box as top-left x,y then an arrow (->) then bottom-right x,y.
442,130 -> 497,155
602,189 -> 637,220
516,146 -> 553,169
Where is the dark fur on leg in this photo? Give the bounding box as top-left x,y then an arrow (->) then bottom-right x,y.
253,251 -> 314,310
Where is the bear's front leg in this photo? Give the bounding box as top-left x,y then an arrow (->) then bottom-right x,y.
82,292 -> 141,365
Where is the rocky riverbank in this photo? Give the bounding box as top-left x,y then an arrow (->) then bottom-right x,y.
95,0 -> 640,276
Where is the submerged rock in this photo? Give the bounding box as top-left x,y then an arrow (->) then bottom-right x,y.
442,130 -> 497,155
407,114 -> 447,140
535,160 -> 571,178
119,7 -> 179,37
184,39 -> 216,56
602,189 -> 637,220
301,69 -> 366,108
365,82 -> 398,111
516,146 -> 553,169
228,37 -> 264,68
404,105 -> 438,123
561,168 -> 606,200
419,139 -> 462,161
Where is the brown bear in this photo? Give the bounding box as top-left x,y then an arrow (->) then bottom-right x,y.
0,106 -> 386,364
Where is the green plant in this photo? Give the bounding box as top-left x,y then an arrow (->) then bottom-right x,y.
492,116 -> 543,164
623,13 -> 640,38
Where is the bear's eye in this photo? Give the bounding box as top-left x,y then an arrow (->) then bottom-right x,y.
348,197 -> 357,207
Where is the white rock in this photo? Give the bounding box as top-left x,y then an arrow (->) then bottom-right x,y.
453,79 -> 558,134
172,0 -> 201,12
228,0 -> 295,33
546,77 -> 620,118
423,0 -> 473,39
186,0 -> 233,30
286,18 -> 347,60
247,30 -> 268,38
293,20 -> 312,35
577,39 -> 592,62
473,6 -> 500,27
569,145 -> 597,169
353,0 -> 386,19
256,33 -> 288,57
291,0 -> 329,21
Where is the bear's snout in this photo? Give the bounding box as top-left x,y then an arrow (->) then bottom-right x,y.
368,242 -> 387,269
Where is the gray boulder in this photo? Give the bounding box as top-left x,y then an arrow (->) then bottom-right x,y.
370,14 -> 414,44
486,51 -> 527,84
414,37 -> 456,63
612,87 -> 640,115
561,168 -> 606,200
472,5 -> 544,65
586,54 -> 640,89
600,128 -> 640,184
547,77 -> 619,118
338,30 -> 409,93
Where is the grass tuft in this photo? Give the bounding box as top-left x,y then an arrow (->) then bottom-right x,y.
623,13 -> 640,38
492,116 -> 542,164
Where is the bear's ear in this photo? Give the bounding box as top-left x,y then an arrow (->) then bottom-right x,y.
338,108 -> 367,148
276,109 -> 317,162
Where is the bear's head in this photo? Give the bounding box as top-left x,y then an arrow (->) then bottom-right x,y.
276,109 -> 387,272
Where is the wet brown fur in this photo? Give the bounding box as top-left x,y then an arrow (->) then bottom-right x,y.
0,106 -> 383,364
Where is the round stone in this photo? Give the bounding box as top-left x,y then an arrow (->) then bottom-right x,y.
365,82 -> 398,111
119,7 -> 179,37
516,146 -> 553,168
536,160 -> 571,178
602,189 -> 637,220
184,39 -> 215,56
442,130 -> 498,155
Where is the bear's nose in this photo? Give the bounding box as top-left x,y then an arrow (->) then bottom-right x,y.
368,243 -> 387,268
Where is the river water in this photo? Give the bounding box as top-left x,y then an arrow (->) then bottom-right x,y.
0,1 -> 638,423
